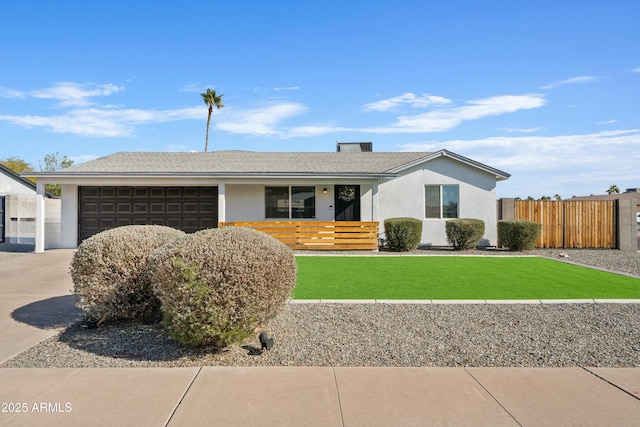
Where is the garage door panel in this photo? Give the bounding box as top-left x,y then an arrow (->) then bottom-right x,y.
166,203 -> 181,213
150,203 -> 165,213
166,218 -> 182,228
166,188 -> 182,198
117,188 -> 133,197
149,188 -> 165,197
134,203 -> 148,213
100,203 -> 115,213
78,186 -> 218,244
83,203 -> 98,213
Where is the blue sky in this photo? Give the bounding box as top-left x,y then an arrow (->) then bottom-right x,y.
1,0 -> 638,198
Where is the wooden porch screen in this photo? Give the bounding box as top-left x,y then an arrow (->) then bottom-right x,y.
218,221 -> 379,250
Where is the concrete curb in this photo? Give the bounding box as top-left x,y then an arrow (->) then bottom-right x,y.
289,299 -> 640,305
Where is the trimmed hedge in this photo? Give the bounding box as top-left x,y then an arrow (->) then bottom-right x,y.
149,226 -> 297,348
445,218 -> 485,250
70,225 -> 186,324
498,219 -> 542,251
383,217 -> 422,251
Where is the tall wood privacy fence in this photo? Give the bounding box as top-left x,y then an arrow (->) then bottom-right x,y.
513,200 -> 616,248
219,221 -> 379,250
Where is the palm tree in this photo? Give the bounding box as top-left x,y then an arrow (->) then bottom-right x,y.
606,184 -> 620,195
200,88 -> 225,152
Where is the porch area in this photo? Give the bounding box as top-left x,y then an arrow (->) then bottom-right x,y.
219,221 -> 379,251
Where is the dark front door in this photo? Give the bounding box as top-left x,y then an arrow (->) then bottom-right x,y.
334,185 -> 360,221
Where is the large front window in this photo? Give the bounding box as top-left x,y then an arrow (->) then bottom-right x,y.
265,186 -> 315,219
425,185 -> 459,219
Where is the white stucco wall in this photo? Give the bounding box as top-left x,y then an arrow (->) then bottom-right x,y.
60,184 -> 78,248
225,184 -> 341,222
377,156 -> 499,246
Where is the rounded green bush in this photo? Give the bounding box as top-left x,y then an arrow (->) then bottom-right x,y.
70,225 -> 186,324
445,218 -> 485,250
383,217 -> 423,251
148,226 -> 297,348
498,219 -> 542,251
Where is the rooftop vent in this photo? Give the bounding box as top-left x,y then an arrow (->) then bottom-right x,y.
336,142 -> 373,152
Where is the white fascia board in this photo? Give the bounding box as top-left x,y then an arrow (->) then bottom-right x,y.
23,172 -> 397,183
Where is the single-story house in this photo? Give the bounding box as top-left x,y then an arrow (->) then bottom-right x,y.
24,145 -> 510,253
1,163 -> 60,245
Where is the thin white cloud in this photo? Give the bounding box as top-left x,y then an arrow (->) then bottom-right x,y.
0,106 -> 202,137
633,67 -> 640,73
362,93 -> 451,112
597,119 -> 617,125
30,82 -> 124,107
0,87 -> 26,99
179,84 -> 204,93
367,94 -> 546,133
541,76 -> 596,90
498,127 -> 541,133
217,102 -> 307,136
273,86 -> 300,92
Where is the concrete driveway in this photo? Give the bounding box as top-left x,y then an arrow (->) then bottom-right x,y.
0,249 -> 80,363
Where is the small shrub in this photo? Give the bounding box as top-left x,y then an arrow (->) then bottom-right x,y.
148,226 -> 297,348
445,218 -> 485,250
384,217 -> 423,251
498,219 -> 542,251
70,225 -> 186,324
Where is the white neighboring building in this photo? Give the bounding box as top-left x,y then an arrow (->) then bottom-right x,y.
1,163 -> 61,246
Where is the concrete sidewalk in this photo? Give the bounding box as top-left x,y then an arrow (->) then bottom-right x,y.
1,250 -> 640,426
1,366 -> 640,426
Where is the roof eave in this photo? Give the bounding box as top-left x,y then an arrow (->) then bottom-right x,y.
23,171 -> 397,180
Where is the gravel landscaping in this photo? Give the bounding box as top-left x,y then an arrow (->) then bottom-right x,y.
1,248 -> 639,368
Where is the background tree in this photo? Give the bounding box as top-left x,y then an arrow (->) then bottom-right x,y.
39,152 -> 73,197
1,156 -> 35,182
200,88 -> 225,152
606,184 -> 620,195
554,194 -> 562,201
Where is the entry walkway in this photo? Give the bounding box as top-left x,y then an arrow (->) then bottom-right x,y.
1,250 -> 640,426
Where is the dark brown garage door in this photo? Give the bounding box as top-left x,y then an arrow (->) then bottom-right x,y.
78,186 -> 218,243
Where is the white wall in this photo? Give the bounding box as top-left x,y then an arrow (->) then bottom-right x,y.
2,194 -> 61,246
60,184 -> 78,248
225,184 -> 337,222
377,156 -> 499,246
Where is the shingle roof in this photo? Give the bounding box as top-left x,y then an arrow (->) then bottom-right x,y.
58,151 -> 434,174
25,150 -> 510,181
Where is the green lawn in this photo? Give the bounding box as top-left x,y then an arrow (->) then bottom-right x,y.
293,256 -> 640,300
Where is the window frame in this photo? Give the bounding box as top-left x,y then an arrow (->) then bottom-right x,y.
265,185 -> 316,219
424,184 -> 459,219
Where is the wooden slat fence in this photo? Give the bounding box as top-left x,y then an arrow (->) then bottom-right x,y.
514,200 -> 616,248
219,221 -> 379,250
